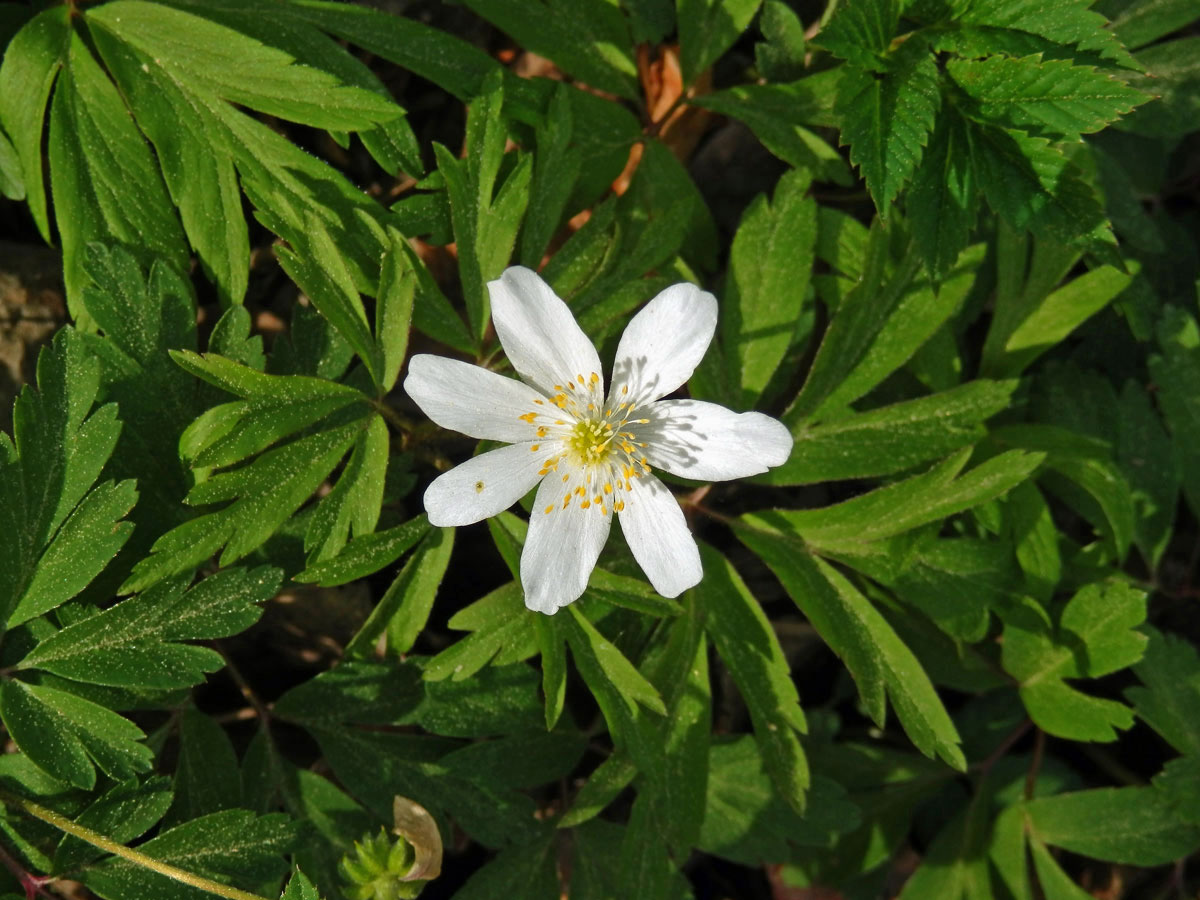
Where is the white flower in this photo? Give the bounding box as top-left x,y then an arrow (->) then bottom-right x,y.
403,266 -> 793,615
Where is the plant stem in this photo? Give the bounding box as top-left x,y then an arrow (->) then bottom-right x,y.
0,789 -> 274,900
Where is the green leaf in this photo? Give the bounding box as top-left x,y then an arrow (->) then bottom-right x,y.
1107,0 -> 1200,49
1025,786 -> 1200,865
756,0 -> 807,81
759,448 -> 1043,549
0,123 -> 22,200
694,80 -> 850,184
448,831 -> 559,900
87,24 -> 247,306
969,122 -> 1114,250
993,424 -> 1136,559
950,55 -> 1147,140
295,516 -> 429,587
48,30 -> 188,319
1149,306 -> 1200,521
956,0 -> 1138,68
1002,581 -> 1146,741
166,707 -> 242,826
1116,380 -> 1178,570
19,567 -> 280,690
424,584 -> 538,682
273,660 -> 424,727
88,1 -> 401,130
697,545 -> 809,812
723,167 -> 816,406
519,83 -> 583,269
1116,36 -> 1200,138
344,526 -> 454,656
816,0 -> 901,69
377,227 -> 416,393
988,263 -> 1136,377
677,0 -> 763,84
766,380 -> 1018,486
1,330 -> 136,630
730,532 -> 966,770
559,754 -> 639,828
813,242 -> 986,416
52,777 -> 174,873
82,809 -> 296,900
462,0 -> 638,99
0,7 -> 70,242
1126,627 -> 1200,755
835,40 -> 941,214
565,605 -> 667,716
0,680 -> 152,790
280,870 -> 321,900
697,737 -> 860,865
908,109 -> 980,276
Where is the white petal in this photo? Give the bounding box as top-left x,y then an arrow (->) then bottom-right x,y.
489,267 -> 603,398
618,476 -> 702,598
424,442 -> 548,527
520,477 -> 612,614
611,282 -> 717,405
404,354 -> 547,442
641,400 -> 793,481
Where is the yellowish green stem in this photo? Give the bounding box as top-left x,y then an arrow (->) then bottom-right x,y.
0,789 -> 273,900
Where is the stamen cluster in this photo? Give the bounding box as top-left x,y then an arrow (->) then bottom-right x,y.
518,373 -> 650,518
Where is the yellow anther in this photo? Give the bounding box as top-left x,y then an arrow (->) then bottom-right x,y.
581,500 -> 591,509
603,483 -> 612,494
590,372 -> 599,384
519,412 -> 538,424
530,444 -> 540,452
615,500 -> 625,512
544,505 -> 554,514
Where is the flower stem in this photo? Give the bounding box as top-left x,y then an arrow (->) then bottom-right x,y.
0,789 -> 274,900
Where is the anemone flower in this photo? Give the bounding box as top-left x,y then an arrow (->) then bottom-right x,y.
404,267 -> 793,614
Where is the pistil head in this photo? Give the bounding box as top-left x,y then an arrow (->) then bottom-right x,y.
567,419 -> 611,464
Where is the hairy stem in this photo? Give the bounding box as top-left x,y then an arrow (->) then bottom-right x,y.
0,789 -> 273,900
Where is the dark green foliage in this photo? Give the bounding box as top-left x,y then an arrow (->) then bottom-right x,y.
0,0 -> 1197,897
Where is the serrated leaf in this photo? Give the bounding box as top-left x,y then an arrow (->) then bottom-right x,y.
908,108 -> 980,276
767,380 -> 1017,486
1,331 -> 136,630
969,121 -> 1114,250
957,0 -> 1138,68
816,0 -> 901,69
303,415 -> 389,562
280,870 -> 321,900
835,40 -> 941,214
730,531 -> 966,770
19,567 -> 280,689
165,707 -> 242,827
950,55 -> 1147,140
697,544 -> 809,812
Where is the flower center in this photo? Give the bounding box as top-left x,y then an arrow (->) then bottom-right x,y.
567,419 -> 613,465
515,373 -> 652,517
